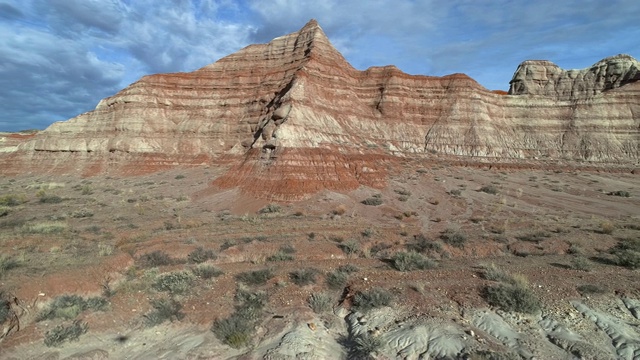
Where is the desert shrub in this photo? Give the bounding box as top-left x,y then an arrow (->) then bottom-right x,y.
398,195 -> 410,202
259,203 -> 281,214
408,234 -> 442,254
187,247 -> 217,264
191,264 -> 224,279
174,174 -> 185,179
22,221 -> 67,234
576,284 -> 606,295
236,269 -> 274,286
44,320 -> 88,347
440,228 -> 468,248
337,264 -> 359,273
361,228 -> 375,238
350,332 -> 382,358
37,294 -> 108,321
608,190 -> 630,197
361,197 -> 383,206
144,297 -> 184,326
482,263 -> 513,283
448,189 -> 462,197
479,185 -> 498,194
39,194 -> 63,204
394,189 -> 411,196
308,292 -> 332,313
482,281 -> 540,314
0,194 -> 24,206
338,240 -> 360,256
266,251 -> 294,262
220,239 -> 237,250
278,244 -> 296,254
152,271 -> 195,294
352,288 -> 393,312
138,250 -> 174,267
326,271 -> 349,290
70,209 -> 93,218
0,255 -> 20,277
609,238 -> 640,269
212,290 -> 267,349
0,206 -> 10,217
599,221 -> 615,235
290,268 -> 318,286
391,251 -> 436,272
571,256 -> 592,272
332,205 -> 347,215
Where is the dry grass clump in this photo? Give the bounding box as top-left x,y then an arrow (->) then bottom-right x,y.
391,251 -> 437,272
481,266 -> 540,314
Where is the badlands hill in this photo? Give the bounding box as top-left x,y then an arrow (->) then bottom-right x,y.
1,20 -> 639,200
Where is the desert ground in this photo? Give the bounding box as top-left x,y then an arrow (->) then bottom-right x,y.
0,161 -> 639,359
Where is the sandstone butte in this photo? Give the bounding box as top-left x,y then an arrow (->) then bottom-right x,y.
0,20 -> 638,200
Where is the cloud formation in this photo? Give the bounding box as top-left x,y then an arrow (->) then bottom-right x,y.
0,0 -> 638,131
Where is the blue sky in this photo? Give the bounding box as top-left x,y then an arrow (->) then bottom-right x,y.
1,0 -> 638,131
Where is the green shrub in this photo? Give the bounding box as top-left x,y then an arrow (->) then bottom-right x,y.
44,320 -> 88,347
278,244 -> 296,254
440,228 -> 467,248
516,231 -> 551,243
138,250 -> 174,267
361,197 -> 383,206
479,185 -> 498,194
152,271 -> 195,294
352,288 -> 392,312
0,195 -> 24,206
571,256 -> 592,272
350,332 -> 382,358
259,203 -> 281,214
308,292 -> 332,313
22,221 -> 67,234
266,251 -> 294,262
191,264 -> 224,279
337,264 -> 359,274
212,290 -> 267,348
608,190 -> 630,197
326,271 -> 349,290
39,195 -> 63,204
236,269 -> 274,286
338,240 -> 360,256
290,268 -> 318,286
482,263 -> 514,283
187,247 -> 217,264
0,255 -> 20,277
37,294 -> 109,321
482,281 -> 540,314
408,234 -> 442,254
391,251 -> 436,271
0,206 -> 10,217
175,174 -> 185,180
0,291 -> 13,323
70,209 -> 93,218
609,238 -> 640,269
144,297 -> 185,326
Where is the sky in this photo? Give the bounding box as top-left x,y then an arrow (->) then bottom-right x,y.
1,0 -> 639,132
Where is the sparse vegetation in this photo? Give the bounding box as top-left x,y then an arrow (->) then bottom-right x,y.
0,194 -> 24,206
259,203 -> 281,214
0,255 -> 20,277
599,221 -> 615,235
152,271 -> 195,294
326,270 -> 349,290
212,290 -> 268,349
349,332 -> 382,359
22,221 -> 67,234
338,240 -> 360,256
337,264 -> 359,273
609,238 -> 640,269
266,251 -> 294,262
144,297 -> 185,326
308,292 -> 333,313
138,250 -> 175,268
187,247 -> 217,264
391,251 -> 436,271
44,320 -> 88,347
571,256 -> 592,272
440,228 -> 468,248
408,234 -> 443,254
37,294 -> 109,321
482,274 -> 540,314
39,194 -> 64,204
516,230 -> 551,243
577,284 -> 606,295
191,264 -> 224,279
236,269 -> 274,286
353,288 -> 392,312
0,206 -> 10,217
479,185 -> 499,194
361,195 -> 383,206
290,268 -> 319,286
608,190 -> 630,197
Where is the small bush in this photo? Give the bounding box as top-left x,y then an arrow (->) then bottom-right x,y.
350,332 -> 382,358
571,256 -> 592,272
278,244 -> 296,254
259,203 -> 281,214
212,290 -> 267,349
408,234 -> 442,254
482,282 -> 540,314
22,221 -> 67,234
236,269 -> 274,286
608,190 -> 630,197
609,238 -> 640,269
308,292 -> 333,313
191,264 -> 224,279
266,251 -> 294,262
39,195 -> 63,204
152,271 -> 195,294
338,240 -> 360,256
44,320 -> 88,347
0,194 -> 24,206
394,189 -> 411,196
479,185 -> 498,194
0,206 -> 10,217
352,288 -> 392,312
448,189 -> 462,197
482,263 -> 513,283
391,251 -> 436,272
361,197 -> 383,206
326,271 -> 349,290
138,250 -> 174,267
174,174 -> 185,180
187,247 -> 217,264
516,231 -> 551,243
0,255 -> 20,277
337,264 -> 359,273
440,228 -> 467,248
290,268 -> 318,286
70,209 -> 93,218
599,221 -> 615,235
144,297 -> 185,326
37,294 -> 109,322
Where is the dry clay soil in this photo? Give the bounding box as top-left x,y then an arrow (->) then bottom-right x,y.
1,162 -> 639,359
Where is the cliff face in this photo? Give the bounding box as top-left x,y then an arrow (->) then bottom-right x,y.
1,20 -> 638,199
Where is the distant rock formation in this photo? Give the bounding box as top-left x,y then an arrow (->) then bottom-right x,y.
509,54 -> 640,100
1,20 -> 638,199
